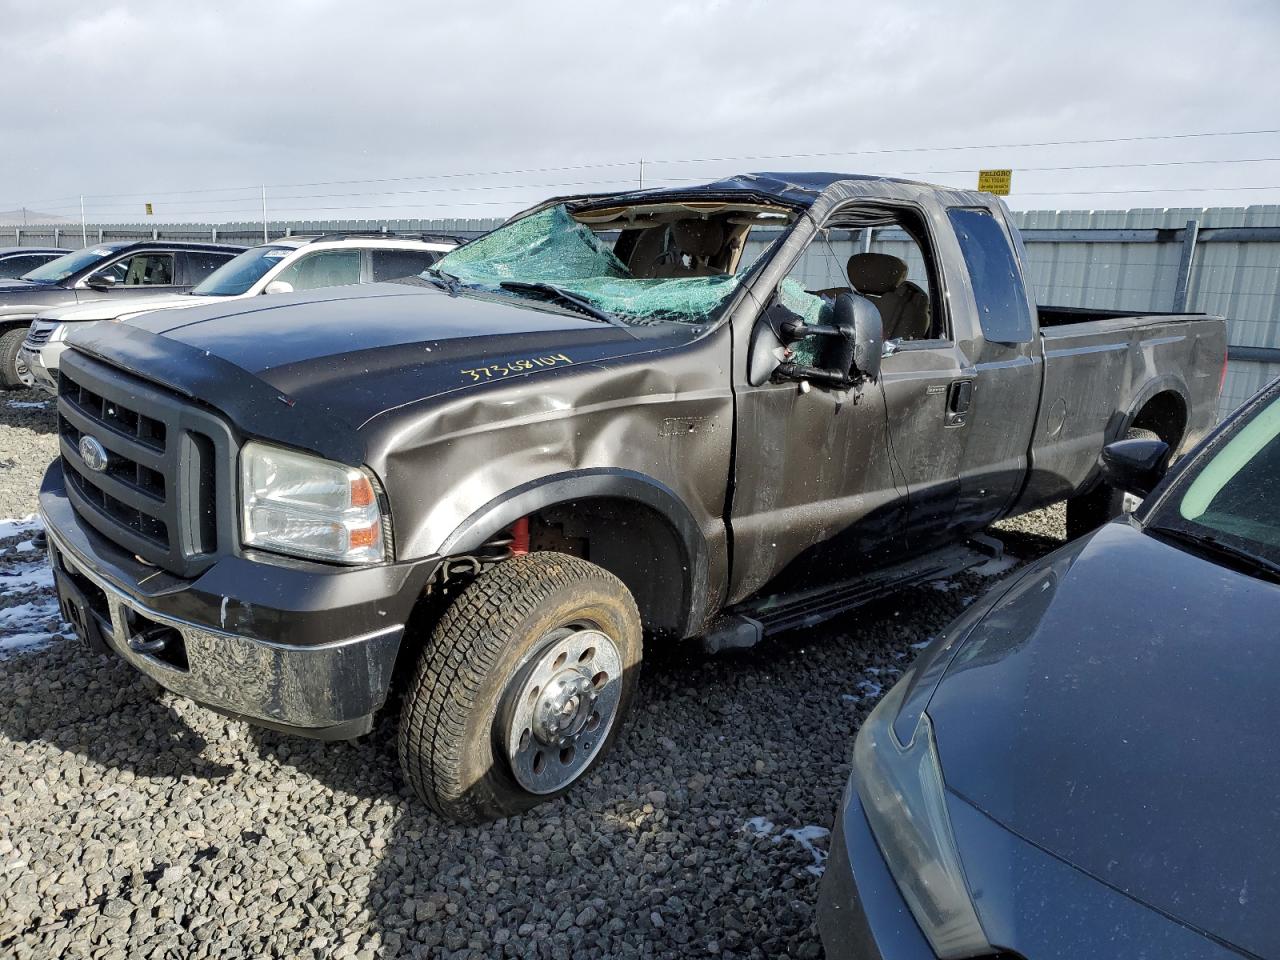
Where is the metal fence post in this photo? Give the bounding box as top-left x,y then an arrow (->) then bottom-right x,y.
1173,218 -> 1200,312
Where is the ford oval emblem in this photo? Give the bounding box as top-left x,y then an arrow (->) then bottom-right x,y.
78,435 -> 109,473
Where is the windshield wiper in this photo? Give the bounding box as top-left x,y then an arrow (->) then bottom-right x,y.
1147,525 -> 1280,584
423,269 -> 463,296
498,280 -> 635,335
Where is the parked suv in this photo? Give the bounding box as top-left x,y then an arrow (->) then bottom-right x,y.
0,246 -> 70,280
21,233 -> 459,396
0,240 -> 245,388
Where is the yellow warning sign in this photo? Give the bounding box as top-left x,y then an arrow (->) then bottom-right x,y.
977,170 -> 1012,195
144,202 -> 154,216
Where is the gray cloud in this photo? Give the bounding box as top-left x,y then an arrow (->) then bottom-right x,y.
2,0 -> 1278,222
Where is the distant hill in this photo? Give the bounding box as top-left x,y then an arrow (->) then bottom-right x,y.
0,209 -> 77,226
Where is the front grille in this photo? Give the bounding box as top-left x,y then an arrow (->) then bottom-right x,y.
24,324 -> 54,347
57,352 -> 235,577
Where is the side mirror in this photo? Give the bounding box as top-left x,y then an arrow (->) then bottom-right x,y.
263,280 -> 294,295
86,273 -> 117,291
1099,437 -> 1171,498
757,291 -> 885,389
834,292 -> 883,383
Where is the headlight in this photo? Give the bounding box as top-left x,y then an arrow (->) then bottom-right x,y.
240,441 -> 387,564
48,323 -> 69,342
855,680 -> 992,959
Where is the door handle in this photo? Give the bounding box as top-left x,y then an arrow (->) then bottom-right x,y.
945,379 -> 973,426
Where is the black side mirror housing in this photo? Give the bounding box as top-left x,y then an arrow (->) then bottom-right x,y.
837,292 -> 883,383
1099,437 -> 1171,497
86,273 -> 117,291
765,291 -> 885,388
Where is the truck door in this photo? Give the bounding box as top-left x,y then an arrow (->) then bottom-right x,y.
727,225 -> 905,605
943,207 -> 1043,531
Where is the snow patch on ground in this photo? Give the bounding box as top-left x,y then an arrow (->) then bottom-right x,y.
741,818 -> 830,875
840,678 -> 883,704
0,519 -> 65,658
7,400 -> 49,409
0,515 -> 41,539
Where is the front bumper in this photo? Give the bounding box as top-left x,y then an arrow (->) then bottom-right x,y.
820,775 -> 1243,960
20,339 -> 63,395
818,786 -> 939,960
40,460 -> 436,738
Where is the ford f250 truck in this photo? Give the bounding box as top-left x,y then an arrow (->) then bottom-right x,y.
38,173 -> 1226,822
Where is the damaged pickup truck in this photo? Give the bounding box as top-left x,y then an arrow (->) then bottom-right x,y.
39,173 -> 1226,821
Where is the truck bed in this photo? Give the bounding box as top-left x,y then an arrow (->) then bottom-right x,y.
1038,304 -> 1197,328
1013,306 -> 1227,514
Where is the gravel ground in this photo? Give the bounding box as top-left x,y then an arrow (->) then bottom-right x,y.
0,393 -> 1066,959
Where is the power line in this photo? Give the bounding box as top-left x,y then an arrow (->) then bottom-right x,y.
11,125 -> 1280,208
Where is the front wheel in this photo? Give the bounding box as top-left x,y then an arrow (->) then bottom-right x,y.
1065,426 -> 1161,539
0,328 -> 31,390
398,552 -> 642,822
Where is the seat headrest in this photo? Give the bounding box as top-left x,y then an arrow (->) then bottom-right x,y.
847,252 -> 908,295
671,219 -> 725,260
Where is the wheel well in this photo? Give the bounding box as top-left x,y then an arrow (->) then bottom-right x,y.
526,497 -> 690,638
1131,390 -> 1187,450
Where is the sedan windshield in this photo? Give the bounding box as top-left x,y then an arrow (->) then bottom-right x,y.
192,245 -> 293,296
21,245 -> 121,284
429,203 -> 787,326
1150,391 -> 1280,572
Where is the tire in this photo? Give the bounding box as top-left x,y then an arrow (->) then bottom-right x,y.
398,552 -> 642,823
1065,426 -> 1161,539
0,328 -> 30,390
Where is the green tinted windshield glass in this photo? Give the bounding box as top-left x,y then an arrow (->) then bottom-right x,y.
1172,393 -> 1280,562
431,205 -> 742,325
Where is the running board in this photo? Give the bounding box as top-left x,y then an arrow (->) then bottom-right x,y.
701,537 -> 1002,654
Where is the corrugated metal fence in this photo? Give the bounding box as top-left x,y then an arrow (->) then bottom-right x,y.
5,207 -> 1279,415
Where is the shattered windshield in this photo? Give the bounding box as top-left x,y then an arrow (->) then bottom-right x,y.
428,203 -> 784,326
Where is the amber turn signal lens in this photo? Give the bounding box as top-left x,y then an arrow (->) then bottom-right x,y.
350,476 -> 376,508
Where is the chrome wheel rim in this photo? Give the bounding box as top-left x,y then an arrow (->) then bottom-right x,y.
14,353 -> 32,387
505,625 -> 623,794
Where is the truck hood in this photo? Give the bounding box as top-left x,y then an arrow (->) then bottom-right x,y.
69,282 -> 692,463
927,521 -> 1280,957
41,292 -> 208,324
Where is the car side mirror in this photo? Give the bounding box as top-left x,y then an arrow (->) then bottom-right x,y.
263,280 -> 294,295
86,273 -> 117,291
1099,437 -> 1171,498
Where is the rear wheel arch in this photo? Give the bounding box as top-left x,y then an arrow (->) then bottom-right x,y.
1128,389 -> 1188,452
1115,377 -> 1190,452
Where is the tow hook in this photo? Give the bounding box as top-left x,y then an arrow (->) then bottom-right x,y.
127,626 -> 170,655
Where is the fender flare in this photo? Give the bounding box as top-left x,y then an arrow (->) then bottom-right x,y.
439,468 -> 712,637
0,314 -> 38,332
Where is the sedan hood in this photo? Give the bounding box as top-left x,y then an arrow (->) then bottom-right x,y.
928,520 -> 1280,957
67,282 -> 690,462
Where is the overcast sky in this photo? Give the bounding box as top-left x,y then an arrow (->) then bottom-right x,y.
3,0 -> 1279,224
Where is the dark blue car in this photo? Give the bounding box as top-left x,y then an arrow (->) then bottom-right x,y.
819,376 -> 1280,959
